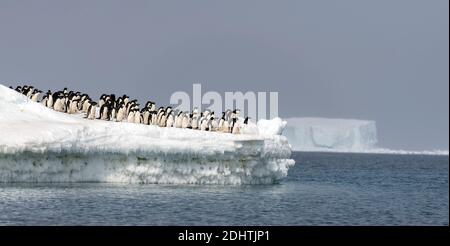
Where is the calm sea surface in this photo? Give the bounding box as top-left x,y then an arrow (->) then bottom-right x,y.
0,152 -> 448,225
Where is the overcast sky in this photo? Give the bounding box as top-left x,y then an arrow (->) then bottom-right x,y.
0,0 -> 448,150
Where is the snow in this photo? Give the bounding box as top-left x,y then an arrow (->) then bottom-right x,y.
0,84 -> 295,184
283,117 -> 448,155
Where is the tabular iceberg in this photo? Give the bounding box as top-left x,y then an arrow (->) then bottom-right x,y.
0,85 -> 294,184
283,117 -> 448,155
283,117 -> 378,152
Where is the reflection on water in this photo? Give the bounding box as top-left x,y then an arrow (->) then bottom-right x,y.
0,152 -> 448,225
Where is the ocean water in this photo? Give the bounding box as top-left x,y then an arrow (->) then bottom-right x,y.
0,152 -> 448,225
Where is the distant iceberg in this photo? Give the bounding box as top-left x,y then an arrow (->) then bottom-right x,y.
283,117 -> 377,151
283,117 -> 448,156
0,85 -> 295,184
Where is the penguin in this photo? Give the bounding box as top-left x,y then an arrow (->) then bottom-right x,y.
110,105 -> 117,121
174,111 -> 182,128
231,118 -> 240,134
22,86 -> 31,97
191,114 -> 199,130
134,109 -> 142,124
26,88 -> 36,98
210,116 -> 218,131
200,118 -> 210,131
165,106 -> 173,115
158,112 -> 167,127
30,90 -> 41,102
149,110 -> 157,125
98,101 -> 112,120
166,112 -> 174,127
22,86 -> 32,96
86,102 -> 97,120
15,86 -> 22,92
53,96 -> 65,112
127,109 -> 135,123
110,94 -> 116,107
81,98 -> 92,112
181,113 -> 191,129
126,99 -> 137,115
220,119 -> 230,133
142,109 -> 151,125
144,101 -> 154,109
123,95 -> 130,106
98,94 -> 107,108
116,103 -> 126,122
68,99 -> 79,114
155,107 -> 165,125
41,94 -> 49,107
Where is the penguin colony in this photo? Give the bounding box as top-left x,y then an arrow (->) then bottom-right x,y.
11,85 -> 250,134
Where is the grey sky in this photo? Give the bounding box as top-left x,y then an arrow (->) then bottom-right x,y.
0,0 -> 448,150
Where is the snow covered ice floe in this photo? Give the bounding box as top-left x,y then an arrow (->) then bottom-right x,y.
0,84 -> 295,184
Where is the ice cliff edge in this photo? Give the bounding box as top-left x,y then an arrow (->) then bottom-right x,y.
0,84 -> 295,184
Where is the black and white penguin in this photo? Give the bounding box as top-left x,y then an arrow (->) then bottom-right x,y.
191,114 -> 199,130
44,90 -> 53,108
158,111 -> 167,127
142,108 -> 151,125
134,108 -> 142,124
200,117 -> 210,131
26,88 -> 37,98
231,118 -> 240,134
41,94 -> 49,107
98,101 -> 112,120
30,89 -> 42,102
86,102 -> 97,119
67,99 -> 79,114
155,107 -> 165,125
127,109 -> 135,123
80,97 -> 92,112
116,103 -> 127,122
53,95 -> 66,112
166,111 -> 174,127
174,111 -> 183,128
181,112 -> 191,129
98,94 -> 107,108
210,116 -> 218,131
